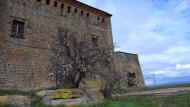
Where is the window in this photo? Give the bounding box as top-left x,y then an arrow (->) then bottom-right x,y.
102,18 -> 105,23
61,4 -> 64,10
46,0 -> 50,5
81,11 -> 84,15
54,1 -> 58,7
68,6 -> 71,13
86,13 -> 89,18
97,17 -> 100,21
74,8 -> 78,13
11,20 -> 25,38
61,4 -> 64,13
91,36 -> 98,48
37,0 -> 41,2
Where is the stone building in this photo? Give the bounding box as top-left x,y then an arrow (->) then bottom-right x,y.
113,52 -> 144,89
0,0 -> 144,90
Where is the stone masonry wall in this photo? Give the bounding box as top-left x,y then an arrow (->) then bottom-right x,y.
0,0 -> 113,90
113,52 -> 145,89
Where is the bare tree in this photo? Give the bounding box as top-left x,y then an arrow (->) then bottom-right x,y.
51,28 -> 107,88
98,51 -> 124,99
51,28 -> 126,99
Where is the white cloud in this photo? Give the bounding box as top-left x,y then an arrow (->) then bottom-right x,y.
79,0 -> 190,86
176,64 -> 190,70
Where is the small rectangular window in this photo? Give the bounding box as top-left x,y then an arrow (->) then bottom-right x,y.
74,8 -> 78,13
102,18 -> 105,23
11,20 -> 25,38
87,13 -> 89,18
46,0 -> 50,5
97,17 -> 100,21
37,0 -> 41,2
54,1 -> 58,7
61,4 -> 64,10
81,11 -> 84,15
68,6 -> 71,13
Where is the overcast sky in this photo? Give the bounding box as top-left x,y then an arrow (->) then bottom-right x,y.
79,0 -> 190,86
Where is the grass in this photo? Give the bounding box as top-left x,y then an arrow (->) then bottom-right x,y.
113,83 -> 190,94
109,93 -> 190,107
78,93 -> 190,107
1,89 -> 190,107
142,83 -> 190,91
0,89 -> 29,96
0,103 -> 19,107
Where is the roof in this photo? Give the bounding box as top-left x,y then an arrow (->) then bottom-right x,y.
58,0 -> 112,18
115,51 -> 138,56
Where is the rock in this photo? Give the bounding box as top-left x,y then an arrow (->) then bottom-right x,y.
36,88 -> 104,106
0,95 -> 31,107
0,96 -> 8,103
49,89 -> 81,99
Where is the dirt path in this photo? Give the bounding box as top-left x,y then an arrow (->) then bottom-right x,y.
113,87 -> 190,97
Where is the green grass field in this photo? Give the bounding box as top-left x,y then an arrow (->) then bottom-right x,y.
113,83 -> 190,94
79,93 -> 190,107
1,89 -> 190,107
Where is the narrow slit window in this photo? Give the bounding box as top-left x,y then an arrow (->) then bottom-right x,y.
74,8 -> 78,13
54,1 -> 58,7
46,0 -> 50,5
11,20 -> 25,38
81,11 -> 84,15
61,4 -> 64,10
86,13 -> 89,18
68,6 -> 71,13
102,18 -> 105,23
97,17 -> 100,21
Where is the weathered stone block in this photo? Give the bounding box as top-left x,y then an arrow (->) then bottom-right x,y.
0,95 -> 30,107
36,88 -> 104,106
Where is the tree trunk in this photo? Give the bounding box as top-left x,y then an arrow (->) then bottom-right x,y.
101,88 -> 112,99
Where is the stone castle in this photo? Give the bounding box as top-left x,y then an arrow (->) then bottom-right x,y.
0,0 -> 144,90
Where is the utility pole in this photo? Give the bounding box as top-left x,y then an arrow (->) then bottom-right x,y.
153,73 -> 157,88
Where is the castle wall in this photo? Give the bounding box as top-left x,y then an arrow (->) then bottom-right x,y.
0,0 -> 113,90
113,52 -> 145,88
